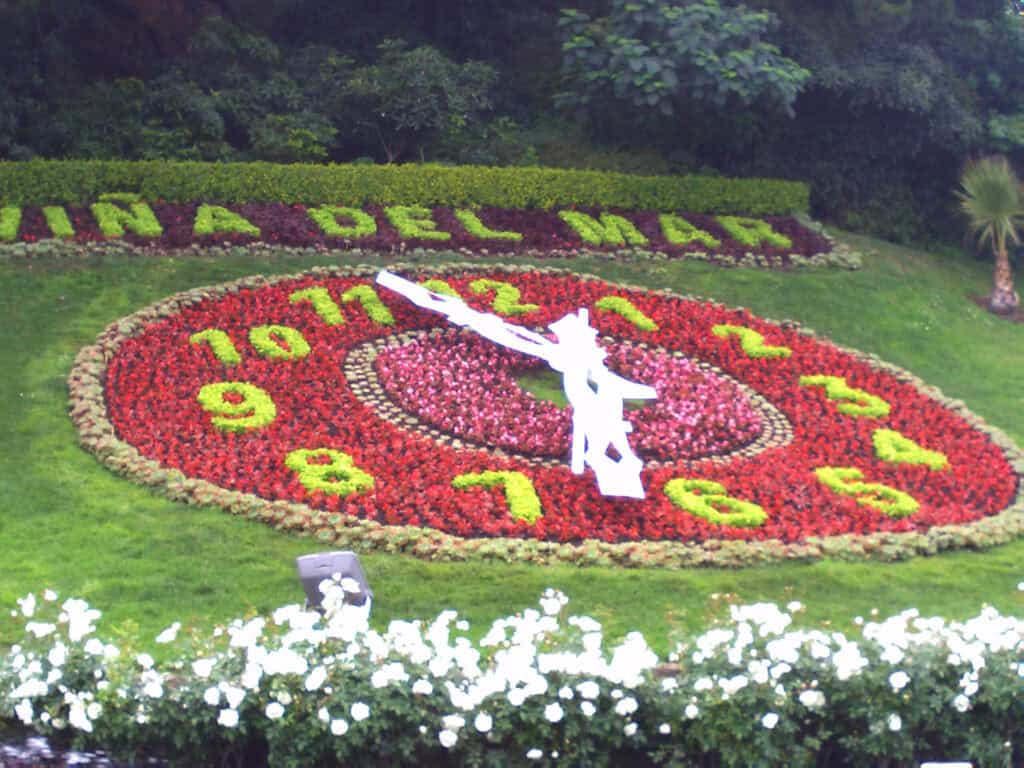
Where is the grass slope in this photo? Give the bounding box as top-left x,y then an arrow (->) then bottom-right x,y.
1,236 -> 1022,653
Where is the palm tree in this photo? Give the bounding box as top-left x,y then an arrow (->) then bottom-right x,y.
957,155 -> 1022,314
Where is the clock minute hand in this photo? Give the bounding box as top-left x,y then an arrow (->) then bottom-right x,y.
375,270 -> 656,499
375,270 -> 553,358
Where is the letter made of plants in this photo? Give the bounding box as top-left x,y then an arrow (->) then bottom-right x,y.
70,265 -> 1023,567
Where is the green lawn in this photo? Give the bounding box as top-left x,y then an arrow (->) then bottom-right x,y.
1,236 -> 1022,654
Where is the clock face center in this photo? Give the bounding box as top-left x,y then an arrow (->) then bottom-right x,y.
347,328 -> 793,466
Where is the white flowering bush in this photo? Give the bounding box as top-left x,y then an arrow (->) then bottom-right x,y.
1,585 -> 1022,767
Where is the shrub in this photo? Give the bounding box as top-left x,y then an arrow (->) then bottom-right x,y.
0,160 -> 810,214
1,588 -> 1021,767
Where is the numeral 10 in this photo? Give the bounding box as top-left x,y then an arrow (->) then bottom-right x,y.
190,325 -> 311,365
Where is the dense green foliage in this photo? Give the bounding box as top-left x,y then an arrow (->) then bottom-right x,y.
1,2 -> 1023,241
558,0 -> 810,118
0,160 -> 810,213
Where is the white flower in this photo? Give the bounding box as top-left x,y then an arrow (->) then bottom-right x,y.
798,690 -> 825,709
786,601 -> 804,613
580,701 -> 596,718
203,687 -> 220,706
68,702 -> 92,733
880,645 -> 904,665
577,681 -> 600,700
25,622 -> 56,638
694,676 -> 714,692
439,729 -> 458,749
43,590 -> 58,602
540,596 -> 562,616
1018,582 -> 1024,592
526,748 -> 543,760
137,653 -> 154,670
889,671 -> 910,692
18,593 -> 36,618
615,697 -> 638,716
221,685 -> 245,710
684,703 -> 699,719
350,702 -> 370,721
559,686 -> 574,700
305,666 -> 328,692
142,680 -> 163,699
442,715 -> 465,731
544,702 -> 564,723
762,712 -> 779,730
953,694 -> 971,713
155,622 -> 181,644
331,718 -> 349,736
659,723 -> 671,735
48,642 -> 67,668
719,675 -> 749,696
508,688 -> 526,707
265,702 -> 285,720
218,709 -> 239,728
84,638 -> 104,656
11,679 -> 47,699
86,703 -> 102,720
624,722 -> 638,737
474,713 -> 493,733
318,707 -> 330,723
887,713 -> 902,732
15,700 -> 33,725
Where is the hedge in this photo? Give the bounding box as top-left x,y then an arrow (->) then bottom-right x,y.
2,587 -> 1022,768
0,160 -> 809,214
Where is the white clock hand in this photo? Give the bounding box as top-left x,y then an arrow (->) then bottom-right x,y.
376,270 -> 656,499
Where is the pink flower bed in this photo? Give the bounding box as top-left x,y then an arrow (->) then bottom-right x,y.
374,331 -> 762,462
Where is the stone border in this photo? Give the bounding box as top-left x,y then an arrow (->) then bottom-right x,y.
68,261 -> 1024,569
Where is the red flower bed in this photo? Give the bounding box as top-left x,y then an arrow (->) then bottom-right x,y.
12,203 -> 835,264
85,266 -> 1019,556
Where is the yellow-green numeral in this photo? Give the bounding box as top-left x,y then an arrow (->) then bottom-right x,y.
469,279 -> 539,316
452,470 -> 542,525
341,285 -> 395,325
197,382 -> 276,432
420,279 -> 462,298
800,375 -> 890,418
290,286 -> 345,326
712,324 -> 791,359
285,448 -> 375,497
248,325 -> 311,361
290,284 -> 394,326
190,329 -> 242,366
664,478 -> 767,528
594,296 -> 658,331
872,429 -> 949,470
814,466 -> 919,518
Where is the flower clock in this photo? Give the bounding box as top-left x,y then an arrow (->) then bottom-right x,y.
69,264 -> 1024,567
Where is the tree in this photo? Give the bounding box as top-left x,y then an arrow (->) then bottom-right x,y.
957,155 -> 1022,314
556,0 -> 810,119
344,40 -> 498,163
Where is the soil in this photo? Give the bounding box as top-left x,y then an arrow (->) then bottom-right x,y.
969,294 -> 1024,322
